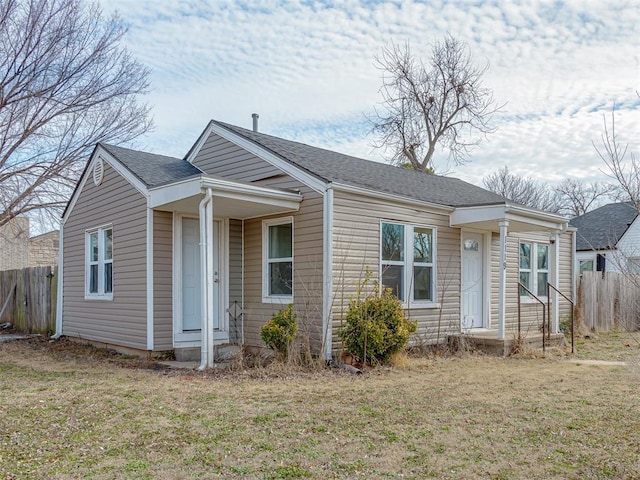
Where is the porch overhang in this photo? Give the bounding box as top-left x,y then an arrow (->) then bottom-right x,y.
148,175 -> 302,218
450,203 -> 568,232
451,203 -> 568,341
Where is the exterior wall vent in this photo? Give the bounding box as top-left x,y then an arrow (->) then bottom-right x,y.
93,157 -> 104,186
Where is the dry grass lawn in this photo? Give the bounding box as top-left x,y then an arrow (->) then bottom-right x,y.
1,331 -> 639,479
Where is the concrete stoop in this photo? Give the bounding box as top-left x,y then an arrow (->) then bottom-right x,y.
449,332 -> 566,356
170,344 -> 242,368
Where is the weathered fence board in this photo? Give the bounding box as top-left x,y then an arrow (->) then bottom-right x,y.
579,271 -> 640,331
0,266 -> 57,334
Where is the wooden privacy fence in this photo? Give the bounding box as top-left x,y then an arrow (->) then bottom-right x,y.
578,271 -> 640,332
0,266 -> 57,334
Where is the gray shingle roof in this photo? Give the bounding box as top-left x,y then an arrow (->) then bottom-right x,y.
101,143 -> 202,188
212,121 -> 509,208
569,202 -> 638,251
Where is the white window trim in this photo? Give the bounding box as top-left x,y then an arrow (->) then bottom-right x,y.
380,221 -> 438,309
262,216 -> 294,304
85,224 -> 113,300
519,240 -> 549,303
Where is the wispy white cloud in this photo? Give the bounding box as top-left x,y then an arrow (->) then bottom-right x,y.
101,0 -> 640,187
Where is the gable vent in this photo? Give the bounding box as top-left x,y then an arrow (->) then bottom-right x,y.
93,157 -> 104,186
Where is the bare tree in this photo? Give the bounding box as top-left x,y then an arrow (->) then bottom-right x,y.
482,167 -> 562,213
0,0 -> 152,229
554,179 -> 616,217
594,106 -> 639,212
372,36 -> 502,172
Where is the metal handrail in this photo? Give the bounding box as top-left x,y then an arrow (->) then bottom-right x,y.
518,282 -> 547,352
547,283 -> 575,354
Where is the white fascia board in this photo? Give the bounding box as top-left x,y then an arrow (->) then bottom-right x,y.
62,145 -> 149,223
332,182 -> 455,214
205,123 -> 327,194
450,205 -> 508,226
201,177 -> 302,206
451,204 -> 567,231
505,204 -> 568,226
149,176 -> 303,210
148,177 -> 203,208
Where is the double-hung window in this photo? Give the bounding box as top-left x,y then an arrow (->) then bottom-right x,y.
263,217 -> 293,303
519,241 -> 549,299
86,226 -> 113,299
381,222 -> 435,305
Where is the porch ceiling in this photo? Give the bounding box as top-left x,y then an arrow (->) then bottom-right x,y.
148,175 -> 302,219
450,203 -> 568,233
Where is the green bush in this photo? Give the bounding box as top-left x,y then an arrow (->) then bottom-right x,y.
339,281 -> 417,366
260,304 -> 297,358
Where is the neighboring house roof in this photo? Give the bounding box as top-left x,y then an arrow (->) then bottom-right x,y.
101,143 -> 203,188
210,121 -> 510,208
569,202 -> 638,251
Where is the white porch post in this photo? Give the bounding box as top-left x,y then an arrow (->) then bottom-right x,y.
199,188 -> 214,370
498,220 -> 509,340
205,192 -> 214,367
552,232 -> 560,333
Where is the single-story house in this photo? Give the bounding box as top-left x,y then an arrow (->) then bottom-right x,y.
569,202 -> 640,275
55,118 -> 575,367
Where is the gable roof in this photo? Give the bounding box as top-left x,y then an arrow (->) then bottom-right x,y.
101,143 -> 202,188
569,202 -> 638,251
210,121 -> 509,208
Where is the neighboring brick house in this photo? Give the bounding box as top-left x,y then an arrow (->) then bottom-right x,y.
28,230 -> 60,267
0,217 -> 59,271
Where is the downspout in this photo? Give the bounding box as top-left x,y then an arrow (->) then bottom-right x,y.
52,222 -> 64,339
322,184 -> 334,361
497,220 -> 509,340
198,187 -> 213,370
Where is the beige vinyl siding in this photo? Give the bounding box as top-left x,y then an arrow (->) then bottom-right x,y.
331,190 -> 460,350
228,218 -> 243,343
243,182 -> 324,351
62,161 -> 148,349
490,230 -> 574,333
557,230 -> 575,320
153,210 -> 173,350
192,133 -> 282,181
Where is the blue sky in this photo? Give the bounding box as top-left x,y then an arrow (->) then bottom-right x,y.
99,0 -> 640,186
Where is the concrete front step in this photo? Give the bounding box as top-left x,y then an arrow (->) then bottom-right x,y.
174,344 -> 242,362
449,331 -> 566,356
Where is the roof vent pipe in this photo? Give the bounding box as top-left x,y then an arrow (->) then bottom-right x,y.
252,113 -> 259,132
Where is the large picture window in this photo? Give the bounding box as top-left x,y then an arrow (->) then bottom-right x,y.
381,222 -> 435,304
519,241 -> 548,298
86,226 -> 113,299
263,217 -> 293,302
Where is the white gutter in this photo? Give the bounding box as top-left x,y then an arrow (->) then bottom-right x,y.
198,187 -> 213,370
52,222 -> 64,339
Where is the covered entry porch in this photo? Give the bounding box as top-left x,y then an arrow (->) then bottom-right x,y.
451,203 -> 570,346
149,175 -> 302,368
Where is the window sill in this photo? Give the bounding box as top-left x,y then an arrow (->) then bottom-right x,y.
262,296 -> 293,305
85,294 -> 113,301
404,301 -> 441,310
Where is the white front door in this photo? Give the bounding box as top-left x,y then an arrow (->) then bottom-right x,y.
462,232 -> 484,329
181,218 -> 221,333
182,218 -> 201,331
